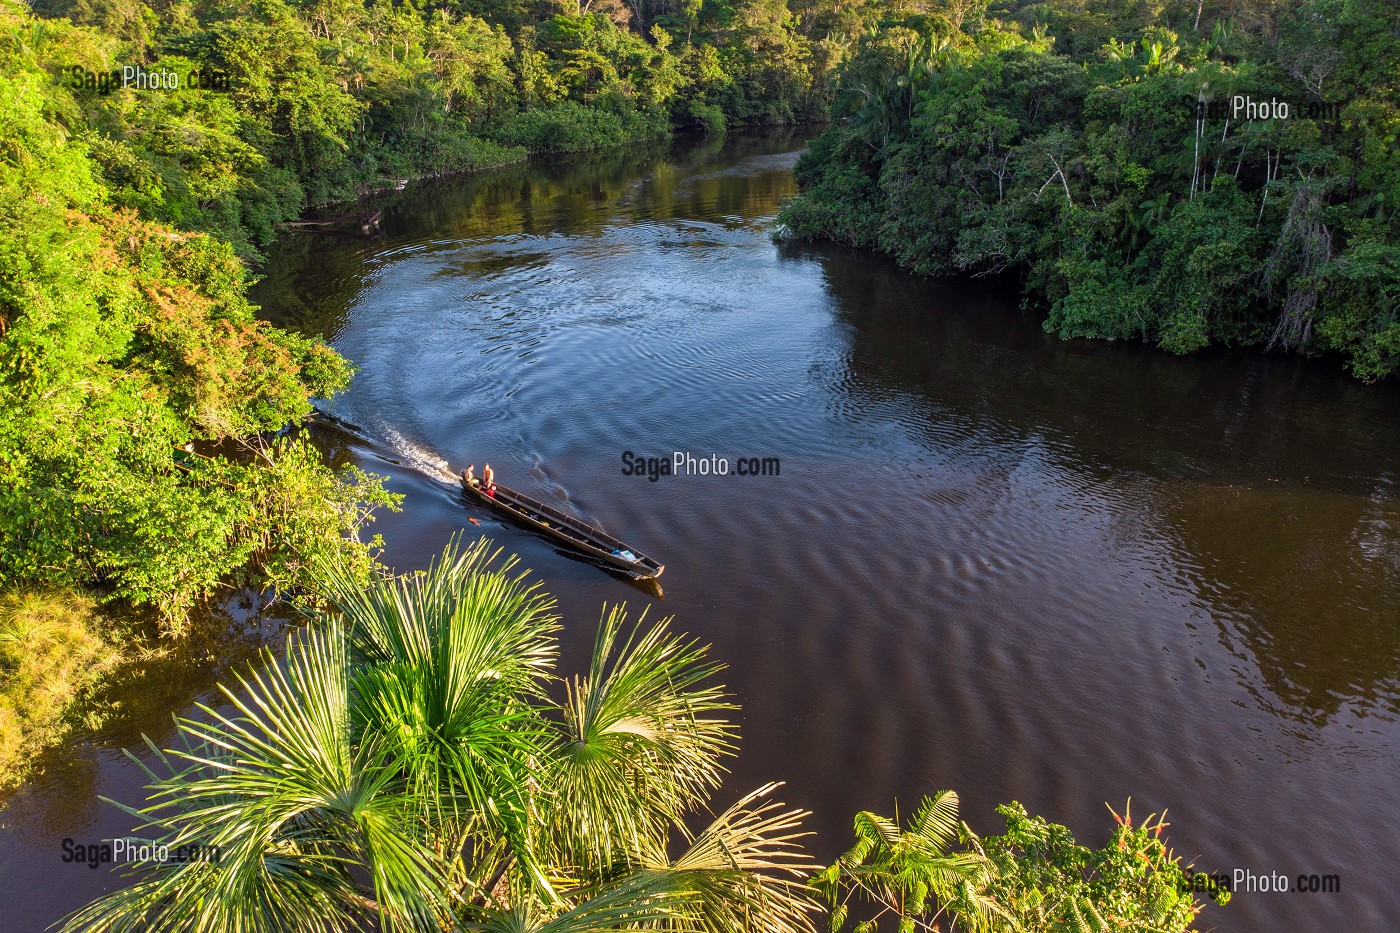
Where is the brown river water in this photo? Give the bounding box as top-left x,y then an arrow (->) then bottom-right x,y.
1,129 -> 1397,931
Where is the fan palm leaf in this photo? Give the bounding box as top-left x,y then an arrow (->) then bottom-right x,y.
65,540 -> 798,933
637,782 -> 818,933
62,621 -> 455,933
315,536 -> 563,897
544,606 -> 737,870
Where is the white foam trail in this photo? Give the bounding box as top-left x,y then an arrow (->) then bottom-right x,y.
379,423 -> 456,481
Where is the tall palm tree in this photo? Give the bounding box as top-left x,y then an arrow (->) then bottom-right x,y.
63,538 -> 817,933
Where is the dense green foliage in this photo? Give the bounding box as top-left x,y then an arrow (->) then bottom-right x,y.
23,0 -> 868,258
778,0 -> 1400,380
814,794 -> 1217,932
66,540 -> 818,933
0,4 -> 395,626
5,0 -> 1020,630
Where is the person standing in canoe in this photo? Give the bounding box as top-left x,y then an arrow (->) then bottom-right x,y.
483,463 -> 496,496
463,464 -> 477,486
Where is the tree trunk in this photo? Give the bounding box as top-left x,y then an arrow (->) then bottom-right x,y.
1263,186 -> 1332,352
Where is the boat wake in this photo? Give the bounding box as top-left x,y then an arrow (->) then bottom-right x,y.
378,423 -> 457,482
312,406 -> 457,483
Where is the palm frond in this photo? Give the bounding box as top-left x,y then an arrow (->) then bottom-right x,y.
319,536 -> 563,896
818,791 -> 1003,933
544,606 -> 736,869
642,783 -> 819,933
62,622 -> 455,933
465,871 -> 679,933
911,791 -> 961,853
67,541 -> 772,933
315,535 -> 560,702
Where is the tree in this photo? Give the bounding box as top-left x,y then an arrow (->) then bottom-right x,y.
811,791 -> 1002,933
0,15 -> 394,627
62,539 -> 819,932
813,795 -> 1221,933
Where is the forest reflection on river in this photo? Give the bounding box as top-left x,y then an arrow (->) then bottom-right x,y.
815,249 -> 1400,725
1,129 -> 1396,933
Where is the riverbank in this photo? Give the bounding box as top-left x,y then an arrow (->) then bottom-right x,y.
777,4 -> 1399,381
23,0 -> 833,262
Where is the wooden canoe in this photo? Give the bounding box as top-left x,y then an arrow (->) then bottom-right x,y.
460,477 -> 664,579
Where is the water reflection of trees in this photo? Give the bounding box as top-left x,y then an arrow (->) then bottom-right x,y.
3,595 -> 289,836
252,129 -> 808,338
794,238 -> 1400,725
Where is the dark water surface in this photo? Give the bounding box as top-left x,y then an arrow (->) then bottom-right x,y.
4,130 -> 1398,930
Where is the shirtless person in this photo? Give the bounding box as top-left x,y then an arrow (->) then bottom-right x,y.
482,463 -> 495,495
463,464 -> 478,486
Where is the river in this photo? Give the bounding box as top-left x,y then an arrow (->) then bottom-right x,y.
2,129 -> 1397,931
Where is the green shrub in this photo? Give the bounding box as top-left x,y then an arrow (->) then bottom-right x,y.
489,101 -> 669,153
815,793 -> 1221,933
686,99 -> 727,136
